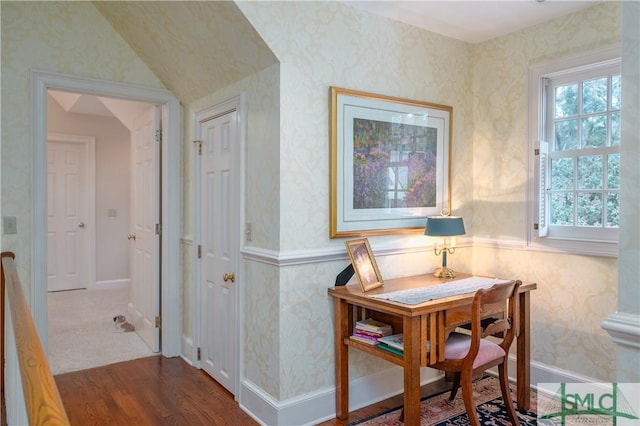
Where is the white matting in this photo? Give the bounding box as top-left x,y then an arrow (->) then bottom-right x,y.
47,287 -> 155,375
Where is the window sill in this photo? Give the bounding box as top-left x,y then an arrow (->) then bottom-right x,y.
527,237 -> 618,258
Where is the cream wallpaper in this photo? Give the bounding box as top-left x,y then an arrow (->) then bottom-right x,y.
470,2 -> 620,380
181,63 -> 281,356
234,0 -> 624,398
1,0 -> 632,413
236,0 -> 475,399
0,1 -> 165,295
239,1 -> 474,253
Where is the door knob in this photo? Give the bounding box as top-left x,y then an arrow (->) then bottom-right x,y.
78,222 -> 85,228
127,233 -> 136,241
223,273 -> 235,283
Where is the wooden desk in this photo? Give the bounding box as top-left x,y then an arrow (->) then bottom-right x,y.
328,273 -> 536,425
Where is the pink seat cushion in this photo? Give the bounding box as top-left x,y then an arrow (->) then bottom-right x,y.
444,332 -> 506,368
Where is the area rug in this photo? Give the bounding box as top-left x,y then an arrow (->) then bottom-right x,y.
349,376 -> 540,425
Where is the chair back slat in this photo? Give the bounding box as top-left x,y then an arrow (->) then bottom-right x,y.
473,280 -> 521,351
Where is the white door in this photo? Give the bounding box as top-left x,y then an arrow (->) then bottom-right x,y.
129,106 -> 161,352
47,139 -> 92,292
198,109 -> 238,394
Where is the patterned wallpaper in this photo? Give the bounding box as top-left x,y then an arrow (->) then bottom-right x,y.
236,0 -> 475,399
234,0 -> 622,397
180,64 -> 281,361
0,1 -> 164,294
470,2 -> 620,380
1,0 -> 629,406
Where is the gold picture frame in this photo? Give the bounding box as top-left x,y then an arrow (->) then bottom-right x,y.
345,238 -> 384,292
330,86 -> 452,238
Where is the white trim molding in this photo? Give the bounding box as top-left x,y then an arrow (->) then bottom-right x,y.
601,312 -> 640,349
239,367 -> 443,426
93,278 -> 131,290
240,239 -> 452,267
30,69 -> 182,357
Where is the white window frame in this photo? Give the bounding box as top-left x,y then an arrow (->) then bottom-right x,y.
527,44 -> 620,257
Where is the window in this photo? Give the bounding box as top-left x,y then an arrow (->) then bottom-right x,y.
528,45 -> 620,256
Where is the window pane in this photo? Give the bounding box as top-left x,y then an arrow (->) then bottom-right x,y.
551,193 -> 574,225
606,193 -> 619,227
607,154 -> 620,189
577,155 -> 603,190
611,74 -> 621,110
577,193 -> 603,226
555,84 -> 578,118
551,158 -> 574,190
582,77 -> 608,114
611,112 -> 620,146
555,119 -> 578,150
581,115 -> 607,148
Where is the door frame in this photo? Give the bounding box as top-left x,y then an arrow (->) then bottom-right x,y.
31,69 -> 182,356
192,94 -> 245,396
47,133 -> 96,292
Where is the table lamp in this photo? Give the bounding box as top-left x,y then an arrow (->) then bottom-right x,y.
424,214 -> 465,278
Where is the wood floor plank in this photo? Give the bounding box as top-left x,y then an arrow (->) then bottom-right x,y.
55,356 -> 257,426
55,355 -> 451,425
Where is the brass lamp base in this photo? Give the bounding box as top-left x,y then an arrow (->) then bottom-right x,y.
433,266 -> 456,278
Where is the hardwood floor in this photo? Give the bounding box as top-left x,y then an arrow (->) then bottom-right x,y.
55,355 -> 257,425
55,355 -> 451,425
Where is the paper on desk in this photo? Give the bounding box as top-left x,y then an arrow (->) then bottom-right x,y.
370,277 -> 512,305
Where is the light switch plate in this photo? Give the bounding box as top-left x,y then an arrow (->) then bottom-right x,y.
3,216 -> 17,234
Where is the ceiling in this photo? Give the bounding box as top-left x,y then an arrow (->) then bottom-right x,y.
48,90 -> 153,131
62,0 -> 602,122
345,0 -> 602,44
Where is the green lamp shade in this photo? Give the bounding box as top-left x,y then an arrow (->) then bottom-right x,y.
424,216 -> 465,237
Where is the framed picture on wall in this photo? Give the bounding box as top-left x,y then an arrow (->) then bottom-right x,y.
344,238 -> 383,292
330,86 -> 452,238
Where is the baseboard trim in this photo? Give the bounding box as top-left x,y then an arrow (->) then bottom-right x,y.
92,278 -> 130,290
181,335 -> 196,366
504,354 -> 601,392
240,366 -> 443,425
184,336 -> 597,425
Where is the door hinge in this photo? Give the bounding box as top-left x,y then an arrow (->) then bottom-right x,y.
155,316 -> 161,328
197,347 -> 201,361
155,129 -> 163,144
534,148 -> 540,155
155,223 -> 162,235
534,223 -> 539,230
193,139 -> 202,155
197,245 -> 202,259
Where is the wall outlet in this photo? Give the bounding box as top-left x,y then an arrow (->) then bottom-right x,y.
3,216 -> 17,234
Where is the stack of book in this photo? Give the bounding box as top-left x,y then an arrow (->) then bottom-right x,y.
377,333 -> 404,356
350,318 -> 392,345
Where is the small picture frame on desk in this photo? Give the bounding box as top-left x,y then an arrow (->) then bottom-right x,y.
345,238 -> 383,292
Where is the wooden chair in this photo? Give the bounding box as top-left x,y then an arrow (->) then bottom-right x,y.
432,280 -> 522,426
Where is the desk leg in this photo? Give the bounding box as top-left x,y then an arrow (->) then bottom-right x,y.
334,298 -> 350,420
402,316 -> 421,426
517,291 -> 531,410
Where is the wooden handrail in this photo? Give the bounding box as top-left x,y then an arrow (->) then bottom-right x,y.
1,251 -> 70,425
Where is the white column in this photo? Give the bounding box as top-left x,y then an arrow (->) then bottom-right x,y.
601,0 -> 640,383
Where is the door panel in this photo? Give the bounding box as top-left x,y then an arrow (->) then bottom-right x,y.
199,110 -> 238,394
129,106 -> 160,352
47,141 -> 89,292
